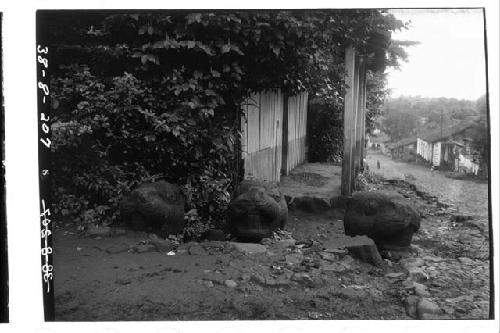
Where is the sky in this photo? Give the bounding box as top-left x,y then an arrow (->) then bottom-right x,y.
386,9 -> 487,101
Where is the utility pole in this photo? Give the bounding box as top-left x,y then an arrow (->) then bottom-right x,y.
440,108 -> 443,138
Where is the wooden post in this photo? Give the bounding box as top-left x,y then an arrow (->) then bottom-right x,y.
350,56 -> 360,188
358,59 -> 367,170
341,46 -> 357,196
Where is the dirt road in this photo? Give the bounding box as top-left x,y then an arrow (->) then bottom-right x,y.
365,152 -> 489,219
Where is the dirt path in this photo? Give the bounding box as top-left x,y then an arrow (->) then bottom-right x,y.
365,152 -> 489,219
53,211 -> 409,321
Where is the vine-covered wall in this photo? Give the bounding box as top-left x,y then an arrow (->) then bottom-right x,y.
44,10 -> 407,237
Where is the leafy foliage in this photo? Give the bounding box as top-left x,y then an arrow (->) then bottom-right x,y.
48,10 -> 408,237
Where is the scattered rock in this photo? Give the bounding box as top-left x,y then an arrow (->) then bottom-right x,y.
457,257 -> 475,265
422,255 -> 443,263
133,244 -> 156,253
413,282 -> 430,297
230,242 -> 267,254
445,295 -> 474,303
384,272 -> 405,279
400,257 -> 425,270
227,180 -> 288,241
291,273 -> 314,286
405,295 -> 419,318
344,190 -> 421,252
345,236 -> 384,267
200,280 -> 214,288
417,298 -> 442,319
277,239 -> 296,248
120,181 -> 185,235
322,262 -> 349,273
323,248 -> 347,255
285,253 -> 304,265
319,252 -> 337,262
224,280 -> 238,288
408,267 -> 428,282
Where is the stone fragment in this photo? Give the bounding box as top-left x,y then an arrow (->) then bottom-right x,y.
134,244 -> 156,253
345,236 -> 384,267
445,295 -> 474,303
319,252 -> 337,262
277,239 -> 296,248
120,181 -> 185,235
400,257 -> 425,269
224,280 -> 238,288
344,191 -> 421,252
322,262 -> 349,273
230,242 -> 267,254
408,267 -> 428,282
384,272 -> 405,279
324,248 -> 348,255
413,282 -> 430,297
285,253 -> 304,265
422,255 -> 443,263
457,257 -> 475,265
291,273 -> 314,286
417,298 -> 442,319
227,180 -> 288,241
405,295 -> 419,318
200,280 -> 214,288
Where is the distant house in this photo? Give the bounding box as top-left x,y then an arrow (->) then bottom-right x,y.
367,131 -> 391,154
415,121 -> 480,174
390,137 -> 418,162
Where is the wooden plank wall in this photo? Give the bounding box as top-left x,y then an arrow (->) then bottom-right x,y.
241,90 -> 284,182
283,91 -> 308,175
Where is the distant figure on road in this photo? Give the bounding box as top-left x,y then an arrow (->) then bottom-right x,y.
377,160 -> 380,170
430,164 -> 435,176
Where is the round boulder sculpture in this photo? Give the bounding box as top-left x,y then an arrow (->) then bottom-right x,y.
228,180 -> 288,242
344,190 -> 421,252
120,181 -> 185,236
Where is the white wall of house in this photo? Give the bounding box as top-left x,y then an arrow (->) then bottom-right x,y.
432,142 -> 441,166
417,138 -> 433,162
458,154 -> 480,174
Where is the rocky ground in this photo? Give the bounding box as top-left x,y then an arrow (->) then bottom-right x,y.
53,154 -> 491,321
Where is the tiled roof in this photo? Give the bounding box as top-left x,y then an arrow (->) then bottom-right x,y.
419,121 -> 475,143
391,136 -> 417,149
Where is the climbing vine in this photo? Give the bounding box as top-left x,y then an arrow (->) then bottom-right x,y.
46,10 -> 408,237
